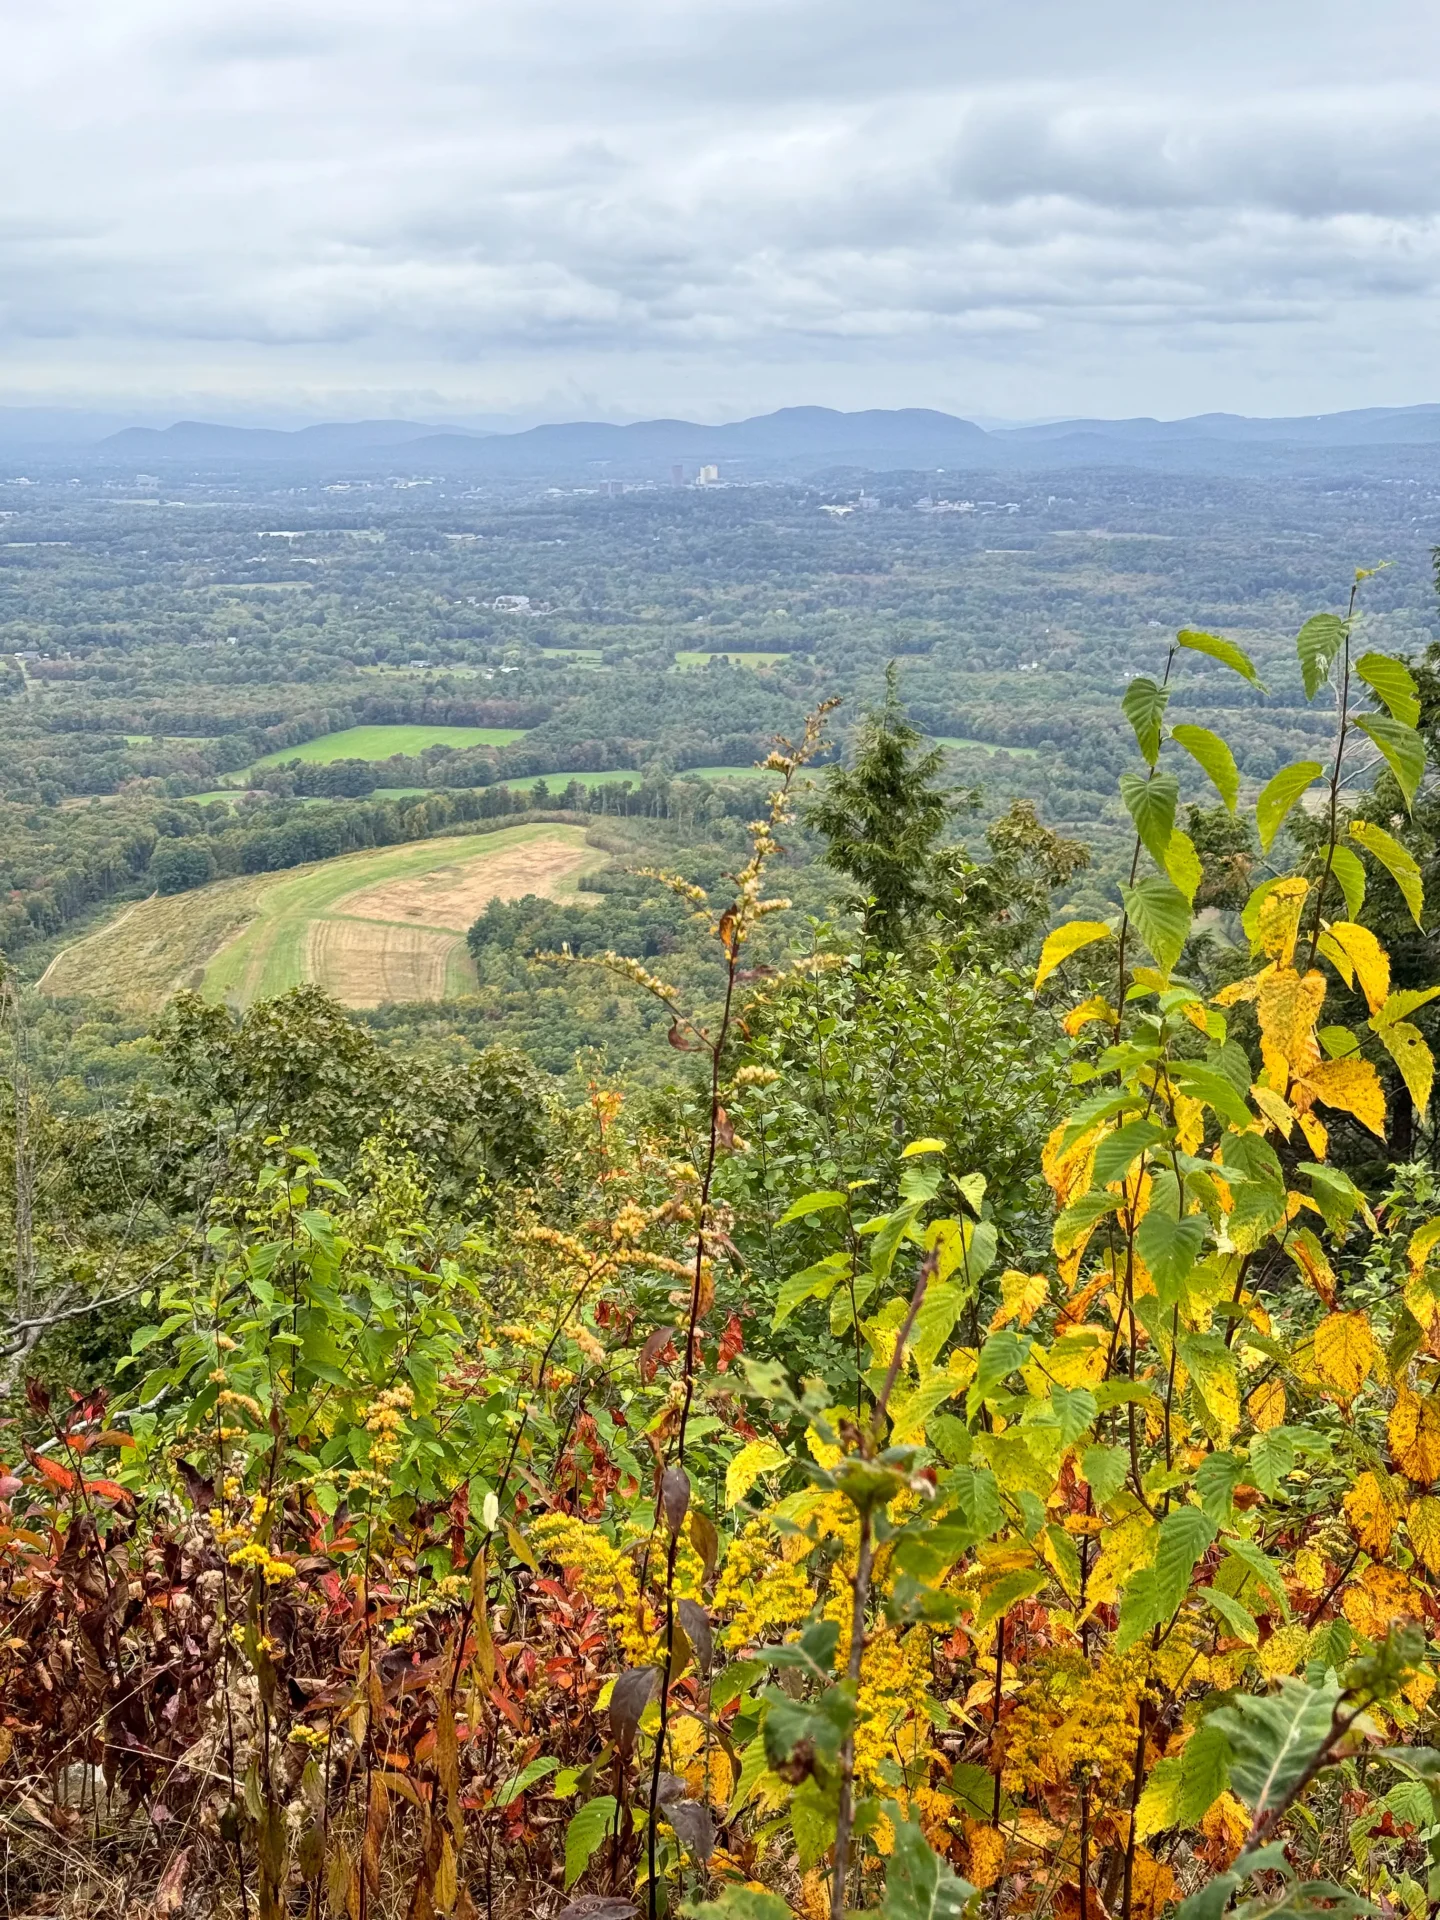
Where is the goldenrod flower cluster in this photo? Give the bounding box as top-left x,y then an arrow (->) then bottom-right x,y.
364,1382 -> 414,1471
1002,1648 -> 1146,1801
712,1520 -> 813,1648
530,1513 -> 655,1662
821,1591 -> 933,1787
228,1539 -> 297,1585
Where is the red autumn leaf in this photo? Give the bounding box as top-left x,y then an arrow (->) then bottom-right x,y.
83,1479 -> 134,1505
28,1453 -> 77,1493
717,1313 -> 745,1372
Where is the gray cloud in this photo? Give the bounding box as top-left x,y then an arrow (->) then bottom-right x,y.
2,0 -> 1440,417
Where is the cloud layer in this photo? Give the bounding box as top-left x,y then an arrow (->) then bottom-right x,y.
3,0 -> 1440,418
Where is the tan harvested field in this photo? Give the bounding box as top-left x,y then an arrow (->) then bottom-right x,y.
333,834 -> 596,929
302,919 -> 461,1009
41,825 -> 606,1014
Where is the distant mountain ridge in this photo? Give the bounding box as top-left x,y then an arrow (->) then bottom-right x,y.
70,400 -> 1440,476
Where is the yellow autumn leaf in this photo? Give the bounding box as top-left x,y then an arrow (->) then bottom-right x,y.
1256,966 -> 1326,1081
1062,993 -> 1116,1036
1287,1229 -> 1338,1307
1249,1083 -> 1296,1140
1087,1510 -> 1157,1605
1035,919 -> 1112,990
1296,1108 -> 1329,1157
1409,1218 -> 1440,1283
1408,1496 -> 1440,1574
1391,1386 -> 1440,1487
1247,1378 -> 1285,1431
1313,1310 -> 1376,1397
724,1439 -> 788,1508
1319,921 -> 1390,1013
990,1268 -> 1050,1332
1372,1017 -> 1434,1119
1257,1621 -> 1311,1678
1213,973 -> 1260,1009
1174,1091 -> 1206,1154
1293,1546 -> 1327,1594
1254,876 -> 1311,963
1299,1055 -> 1387,1140
1343,1470 -> 1395,1556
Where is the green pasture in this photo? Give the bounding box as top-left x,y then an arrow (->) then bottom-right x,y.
251,723 -> 528,768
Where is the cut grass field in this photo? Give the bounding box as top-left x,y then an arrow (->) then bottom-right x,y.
933,735 -> 1040,761
41,825 -> 605,1014
251,723 -> 528,768
673,650 -> 788,669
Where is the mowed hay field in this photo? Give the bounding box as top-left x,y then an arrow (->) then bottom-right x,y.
251,723 -> 528,768
42,825 -> 605,1014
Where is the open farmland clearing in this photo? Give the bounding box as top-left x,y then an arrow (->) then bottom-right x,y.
41,825 -> 605,1013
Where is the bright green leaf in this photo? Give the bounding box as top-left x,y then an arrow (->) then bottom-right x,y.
1256,761 -> 1323,853
1176,629 -> 1265,690
1120,770 -> 1179,866
1120,874 -> 1192,972
1355,713 -> 1424,809
1170,723 -> 1241,812
1123,676 -> 1170,766
1297,612 -> 1346,699
1351,819 -> 1424,926
1356,651 -> 1420,728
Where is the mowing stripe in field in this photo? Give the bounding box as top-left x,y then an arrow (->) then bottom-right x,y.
202,824 -> 598,1008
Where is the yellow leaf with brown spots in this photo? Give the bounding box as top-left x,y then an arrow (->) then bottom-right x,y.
1343,1471 -> 1395,1556
1298,1055 -> 1387,1140
1313,1311 -> 1376,1397
1343,1562 -> 1426,1639
1256,966 -> 1326,1081
1199,1792 -> 1249,1868
1247,1378 -> 1286,1431
1408,1496 -> 1440,1575
1062,994 -> 1116,1037
1391,1386 -> 1440,1485
1255,876 -> 1311,964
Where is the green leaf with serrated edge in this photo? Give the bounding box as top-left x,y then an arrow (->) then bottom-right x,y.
1080,1444 -> 1128,1505
880,1812 -> 977,1920
1054,1190 -> 1120,1254
1196,1451 -> 1246,1523
1176,628 -> 1265,690
1121,874 -> 1192,971
1248,1426 -> 1297,1496
1351,819 -> 1424,925
1092,1117 -> 1171,1188
1059,1089 -> 1141,1155
494,1756 -> 558,1806
1199,1583 -> 1260,1645
1256,760 -> 1324,852
1222,1539 -> 1291,1620
778,1189 -> 848,1224
1178,1720 -> 1234,1824
563,1795 -> 618,1888
773,1251 -> 849,1328
1120,769 -> 1179,866
686,1890 -> 791,1920
1170,723 -> 1241,811
1164,827 -> 1203,905
1173,1061 -> 1254,1131
1134,1756 -> 1184,1840
1297,612 -> 1346,699
1135,1210 -> 1206,1298
1116,1506 -> 1216,1651
1208,1672 -> 1341,1818
1123,676 -> 1169,765
1356,651 -> 1420,728
725,1735 -> 770,1820
1325,844 -> 1366,921
1355,712 -> 1424,808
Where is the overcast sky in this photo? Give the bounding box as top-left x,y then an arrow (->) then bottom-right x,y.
5,0 -> 1440,424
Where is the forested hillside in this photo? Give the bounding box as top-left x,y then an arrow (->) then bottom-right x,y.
3,566 -> 1440,1920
